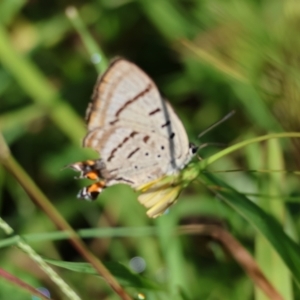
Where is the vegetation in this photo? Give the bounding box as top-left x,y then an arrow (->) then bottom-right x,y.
1,0 -> 300,299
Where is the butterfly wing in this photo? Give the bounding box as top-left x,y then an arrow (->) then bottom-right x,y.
83,58 -> 192,188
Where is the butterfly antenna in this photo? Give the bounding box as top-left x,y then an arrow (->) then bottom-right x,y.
197,142 -> 227,151
198,110 -> 236,139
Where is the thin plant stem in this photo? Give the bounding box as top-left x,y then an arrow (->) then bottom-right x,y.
0,134 -> 132,300
0,25 -> 86,144
0,218 -> 81,300
198,132 -> 300,169
65,6 -> 108,73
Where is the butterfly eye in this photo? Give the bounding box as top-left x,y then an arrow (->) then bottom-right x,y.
189,143 -> 198,154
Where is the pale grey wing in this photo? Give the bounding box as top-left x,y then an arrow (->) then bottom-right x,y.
85,59 -> 190,156
84,100 -> 191,171
158,100 -> 191,172
86,126 -> 187,188
83,58 -> 192,184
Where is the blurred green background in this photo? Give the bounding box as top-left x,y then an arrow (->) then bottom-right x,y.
1,0 -> 300,299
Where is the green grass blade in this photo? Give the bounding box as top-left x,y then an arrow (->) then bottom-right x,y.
199,172 -> 300,286
46,259 -> 162,290
139,0 -> 194,40
254,139 -> 293,300
0,25 -> 85,144
199,132 -> 300,169
0,0 -> 26,25
65,6 -> 108,73
156,215 -> 189,298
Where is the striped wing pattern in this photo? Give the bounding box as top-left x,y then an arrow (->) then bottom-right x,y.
69,58 -> 193,217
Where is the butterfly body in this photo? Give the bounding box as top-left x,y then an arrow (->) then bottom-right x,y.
68,58 -> 195,217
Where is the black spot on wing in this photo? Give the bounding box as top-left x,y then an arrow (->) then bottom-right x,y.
170,132 -> 175,139
143,135 -> 150,143
90,191 -> 100,200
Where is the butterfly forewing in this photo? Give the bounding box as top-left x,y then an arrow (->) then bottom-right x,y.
86,59 -> 160,129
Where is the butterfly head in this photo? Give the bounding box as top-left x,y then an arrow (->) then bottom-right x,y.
189,142 -> 198,155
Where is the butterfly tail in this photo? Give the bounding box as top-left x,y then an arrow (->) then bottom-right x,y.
65,160 -> 105,180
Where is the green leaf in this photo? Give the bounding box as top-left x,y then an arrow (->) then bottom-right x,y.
200,172 -> 300,286
45,259 -> 162,291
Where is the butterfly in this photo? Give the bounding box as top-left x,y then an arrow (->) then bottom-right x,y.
67,58 -> 197,217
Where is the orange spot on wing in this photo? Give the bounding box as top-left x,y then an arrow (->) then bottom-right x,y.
85,171 -> 99,180
87,181 -> 106,193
